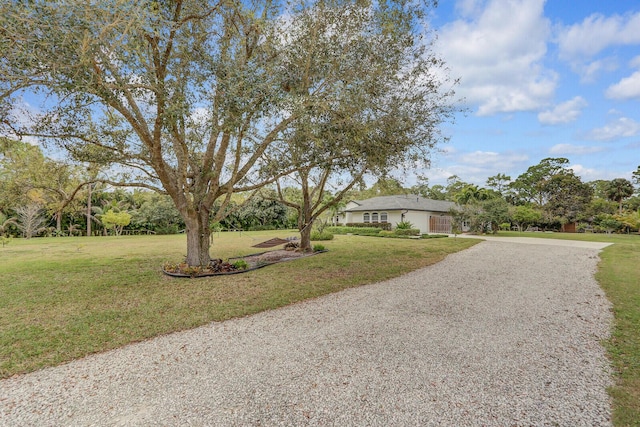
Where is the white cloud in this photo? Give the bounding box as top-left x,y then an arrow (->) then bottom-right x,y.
549,143 -> 604,155
606,71 -> 640,100
538,96 -> 588,125
569,164 -> 622,182
455,0 -> 485,17
557,12 -> 640,60
420,149 -> 530,186
585,117 -> 640,141
437,0 -> 556,116
457,150 -> 528,167
577,58 -> 619,83
568,164 -> 600,180
452,151 -> 530,184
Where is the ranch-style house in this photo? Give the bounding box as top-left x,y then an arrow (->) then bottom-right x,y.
339,194 -> 458,234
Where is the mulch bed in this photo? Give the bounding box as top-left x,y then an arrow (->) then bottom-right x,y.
162,249 -> 325,278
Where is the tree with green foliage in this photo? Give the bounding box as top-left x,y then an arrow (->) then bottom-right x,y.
586,197 -> 618,218
1,0 -> 454,264
235,194 -> 288,230
258,1 -> 455,251
617,210 -> 640,234
130,191 -> 184,234
445,175 -> 470,201
362,178 -> 408,199
454,184 -> 496,205
0,138 -> 95,235
0,138 -> 47,211
485,173 -> 511,196
101,210 -> 131,236
450,194 -> 508,234
409,175 -> 431,199
605,178 -> 634,214
543,171 -> 593,225
509,158 -> 570,206
426,184 -> 447,201
510,205 -> 543,232
594,214 -> 622,234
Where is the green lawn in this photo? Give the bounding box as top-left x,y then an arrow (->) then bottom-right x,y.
1,231 -> 477,379
497,231 -> 640,426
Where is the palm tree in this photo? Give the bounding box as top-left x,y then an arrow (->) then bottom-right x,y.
605,178 -> 634,214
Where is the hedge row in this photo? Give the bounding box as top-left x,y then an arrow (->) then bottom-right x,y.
344,222 -> 392,231
392,228 -> 421,236
310,230 -> 334,241
327,226 -> 382,236
327,226 -> 447,239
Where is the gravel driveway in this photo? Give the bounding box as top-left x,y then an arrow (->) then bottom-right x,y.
1,239 -> 613,426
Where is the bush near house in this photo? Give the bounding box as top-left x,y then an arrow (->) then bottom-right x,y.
393,228 -> 421,236
327,226 -> 384,236
344,222 -> 392,231
329,226 -> 422,238
310,230 -> 334,241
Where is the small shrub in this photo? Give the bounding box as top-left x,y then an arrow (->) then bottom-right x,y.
395,220 -> 414,230
499,223 -> 511,231
421,234 -> 448,239
232,260 -> 249,270
311,230 -> 334,241
393,228 -> 421,236
378,230 -> 395,237
313,244 -> 326,252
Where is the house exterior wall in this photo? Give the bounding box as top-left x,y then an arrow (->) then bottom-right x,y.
403,211 -> 428,233
341,210 -> 453,234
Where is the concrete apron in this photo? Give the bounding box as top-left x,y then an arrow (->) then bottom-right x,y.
453,234 -> 613,250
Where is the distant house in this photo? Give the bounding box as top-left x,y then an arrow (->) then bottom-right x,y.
339,194 -> 457,234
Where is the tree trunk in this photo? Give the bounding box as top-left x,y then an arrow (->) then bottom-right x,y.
56,211 -> 62,235
86,183 -> 92,237
300,223 -> 312,252
297,174 -> 315,252
298,205 -> 314,252
184,208 -> 212,266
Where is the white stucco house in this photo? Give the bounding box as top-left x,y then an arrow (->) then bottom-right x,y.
339,194 -> 457,234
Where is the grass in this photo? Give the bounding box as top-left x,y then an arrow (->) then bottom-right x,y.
497,231 -> 640,426
0,231 -> 478,379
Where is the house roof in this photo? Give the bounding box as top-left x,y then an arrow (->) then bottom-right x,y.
345,194 -> 456,213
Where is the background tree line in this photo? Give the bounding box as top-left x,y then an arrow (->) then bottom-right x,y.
2,139 -> 639,239
411,158 -> 640,235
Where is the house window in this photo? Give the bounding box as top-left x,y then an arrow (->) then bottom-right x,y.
372,212 -> 379,223
380,212 -> 388,223
363,213 -> 370,223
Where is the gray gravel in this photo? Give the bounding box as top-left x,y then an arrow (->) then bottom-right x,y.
0,240 -> 613,426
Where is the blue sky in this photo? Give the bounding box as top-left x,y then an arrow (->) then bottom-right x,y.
408,0 -> 640,187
